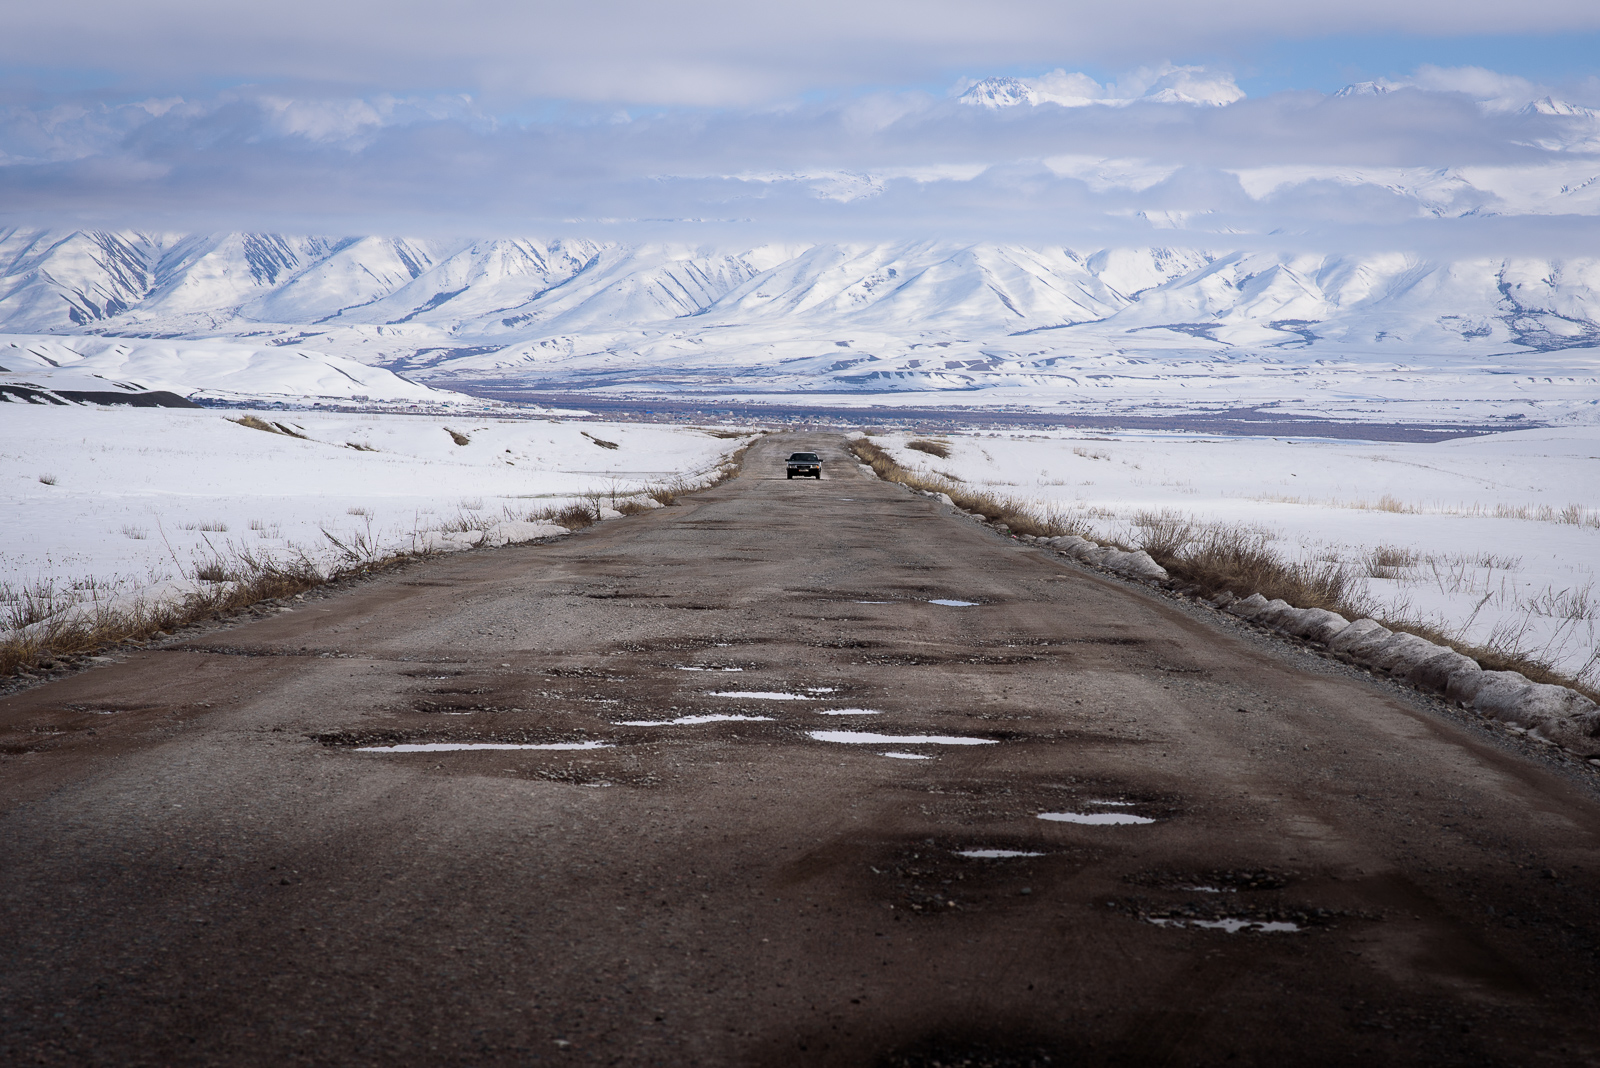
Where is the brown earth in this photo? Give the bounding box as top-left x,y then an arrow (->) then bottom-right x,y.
3,431 -> 1599,1067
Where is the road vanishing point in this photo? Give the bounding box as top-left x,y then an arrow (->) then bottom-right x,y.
3,433 -> 1599,1066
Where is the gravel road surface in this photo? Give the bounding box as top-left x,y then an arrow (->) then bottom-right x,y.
4,432 -> 1599,1067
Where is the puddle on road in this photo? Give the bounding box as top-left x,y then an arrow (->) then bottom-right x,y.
1037,811 -> 1156,825
675,666 -> 744,672
807,730 -> 997,746
819,708 -> 882,716
880,751 -> 932,760
707,691 -> 814,700
956,848 -> 1045,859
356,741 -> 613,753
1148,917 -> 1301,934
613,714 -> 774,726
928,599 -> 979,607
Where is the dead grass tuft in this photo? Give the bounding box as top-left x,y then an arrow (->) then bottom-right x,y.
906,438 -> 951,459
38,473 -> 57,486
0,547 -> 413,680
581,430 -> 620,450
232,415 -> 279,434
444,428 -> 471,446
848,437 -> 1088,538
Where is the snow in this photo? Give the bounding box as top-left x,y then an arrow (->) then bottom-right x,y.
870,427 -> 1600,686
955,848 -> 1045,858
355,741 -> 612,752
1,231 -> 1598,426
613,714 -> 773,726
818,708 -> 882,716
0,406 -> 751,626
806,730 -> 998,745
706,691 -> 814,700
928,599 -> 979,607
1037,812 -> 1157,825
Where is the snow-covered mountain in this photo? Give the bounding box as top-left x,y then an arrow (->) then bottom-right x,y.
2,228 -> 1598,423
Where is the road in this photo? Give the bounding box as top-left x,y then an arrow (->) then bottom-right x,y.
3,432 -> 1599,1067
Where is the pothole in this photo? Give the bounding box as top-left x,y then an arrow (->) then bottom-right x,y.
880,751 -> 932,760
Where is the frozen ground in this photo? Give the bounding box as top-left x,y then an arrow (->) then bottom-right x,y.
870,426 -> 1600,685
1,406 -> 751,626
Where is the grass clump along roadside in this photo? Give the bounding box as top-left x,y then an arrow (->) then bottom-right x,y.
2,437 -> 756,682
849,435 -> 1599,701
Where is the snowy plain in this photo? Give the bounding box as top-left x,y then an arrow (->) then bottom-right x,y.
869,427 -> 1600,686
1,405 -> 751,625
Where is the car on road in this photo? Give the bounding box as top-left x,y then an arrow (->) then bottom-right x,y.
786,452 -> 822,479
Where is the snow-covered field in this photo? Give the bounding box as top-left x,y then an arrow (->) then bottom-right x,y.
2,406 -> 751,625
870,426 -> 1600,686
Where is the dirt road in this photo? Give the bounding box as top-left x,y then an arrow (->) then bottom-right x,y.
4,432 -> 1600,1067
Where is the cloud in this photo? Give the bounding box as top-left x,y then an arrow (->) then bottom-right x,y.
959,65 -> 1245,108
1,68 -> 1599,258
5,1 -> 1600,106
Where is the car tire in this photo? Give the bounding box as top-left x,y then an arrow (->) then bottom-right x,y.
786,473 -> 793,479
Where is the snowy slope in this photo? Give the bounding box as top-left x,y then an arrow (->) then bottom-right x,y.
2,229 -> 1600,419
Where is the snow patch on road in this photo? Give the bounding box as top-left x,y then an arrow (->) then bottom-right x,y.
1037,811 -> 1156,825
807,730 -> 997,745
356,741 -> 612,752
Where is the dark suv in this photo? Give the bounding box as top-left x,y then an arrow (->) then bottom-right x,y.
785,452 -> 822,479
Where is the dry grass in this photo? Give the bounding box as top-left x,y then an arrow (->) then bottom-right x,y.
0,547 -> 413,680
38,473 -> 57,486
3,436 -> 759,681
581,431 -> 620,450
1365,544 -> 1421,578
1126,508 -> 1598,700
906,438 -> 951,459
848,438 -> 1089,538
444,428 -> 471,446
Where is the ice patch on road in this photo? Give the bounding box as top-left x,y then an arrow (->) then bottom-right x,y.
707,691 -> 813,700
956,849 -> 1045,858
819,708 -> 882,716
880,751 -> 932,760
1148,917 -> 1300,933
1037,811 -> 1155,825
928,599 -> 979,607
807,730 -> 997,746
613,713 -> 773,726
675,666 -> 744,672
356,741 -> 612,752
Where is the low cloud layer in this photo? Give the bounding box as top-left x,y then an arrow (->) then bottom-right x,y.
6,0 -> 1600,106
4,65 -> 1600,253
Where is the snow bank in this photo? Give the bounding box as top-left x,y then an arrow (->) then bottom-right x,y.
874,427 -> 1600,687
1,406 -> 753,623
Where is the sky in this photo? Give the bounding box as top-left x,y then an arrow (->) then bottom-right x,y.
3,0 -> 1600,248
